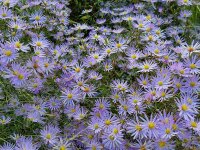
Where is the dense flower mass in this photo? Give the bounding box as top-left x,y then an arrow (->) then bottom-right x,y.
0,0 -> 200,149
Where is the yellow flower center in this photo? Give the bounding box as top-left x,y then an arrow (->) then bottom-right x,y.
181,104 -> 188,111
176,83 -> 181,88
4,50 -> 12,56
94,123 -> 99,129
99,104 -> 104,109
148,35 -> 153,41
154,49 -> 160,54
36,42 -> 42,47
159,141 -> 166,148
18,74 -> 24,80
123,105 -> 128,111
135,124 -> 142,131
148,122 -> 155,129
60,145 -> 66,150
116,43 -> 122,48
191,121 -> 197,128
105,120 -> 111,125
158,81 -> 163,86
67,93 -> 73,99
2,13 -> 7,17
15,42 -> 21,48
131,54 -> 137,59
141,80 -> 147,85
109,135 -> 114,140
113,128 -> 119,134
75,67 -> 81,73
35,16 -> 41,21
165,128 -> 171,134
190,64 -> 196,69
106,49 -> 111,54
46,133 -> 51,140
190,82 -> 196,87
44,63 -> 49,68
143,64 -> 150,70
138,23 -> 143,28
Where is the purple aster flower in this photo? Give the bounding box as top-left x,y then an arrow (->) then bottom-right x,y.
137,74 -> 150,88
52,138 -> 72,150
127,116 -> 145,139
93,98 -> 110,112
141,115 -> 159,139
8,20 -> 27,30
184,56 -> 200,74
0,43 -> 18,63
80,84 -> 97,98
40,124 -> 60,145
153,139 -> 175,150
61,88 -> 81,106
133,140 -> 153,150
111,79 -> 129,93
0,7 -> 12,19
10,39 -> 29,52
47,97 -> 62,111
152,75 -> 172,90
172,77 -> 184,92
102,131 -> 124,150
15,137 -> 38,150
118,100 -> 134,115
182,75 -> 200,92
176,97 -> 198,120
86,141 -> 103,150
27,78 -> 44,94
88,117 -> 104,133
30,11 -> 46,25
0,143 -> 15,150
112,38 -> 128,52
30,37 -> 50,49
137,60 -> 157,72
88,71 -> 102,80
73,107 -> 87,120
0,115 -> 11,125
4,63 -> 31,88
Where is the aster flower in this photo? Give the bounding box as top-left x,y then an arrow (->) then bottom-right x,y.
137,60 -> 157,72
73,107 -> 87,120
152,75 -> 172,90
15,137 -> 38,150
182,75 -> 200,92
86,141 -> 103,150
30,11 -> 46,25
0,6 -> 12,19
88,117 -> 104,133
112,38 -> 128,52
11,40 -> 29,52
61,88 -> 81,106
141,115 -> 159,139
118,100 -> 134,115
0,43 -> 18,63
40,125 -> 60,145
176,98 -> 198,120
102,132 -> 124,150
184,56 -> 200,74
0,115 -> 11,125
80,84 -> 97,98
111,79 -> 129,93
153,139 -> 175,150
30,37 -> 50,49
133,140 -> 153,150
0,143 -> 15,150
93,98 -> 110,112
127,116 -> 145,139
47,97 -> 62,111
4,63 -> 31,88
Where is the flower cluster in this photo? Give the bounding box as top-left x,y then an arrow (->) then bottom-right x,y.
0,0 -> 199,150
